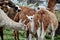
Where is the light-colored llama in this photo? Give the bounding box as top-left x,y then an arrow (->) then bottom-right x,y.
26,15 -> 40,40
0,8 -> 27,31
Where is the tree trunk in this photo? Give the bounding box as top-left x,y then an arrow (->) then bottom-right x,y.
48,0 -> 56,13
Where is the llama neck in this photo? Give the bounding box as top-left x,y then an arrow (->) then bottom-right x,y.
29,20 -> 35,32
0,9 -> 21,30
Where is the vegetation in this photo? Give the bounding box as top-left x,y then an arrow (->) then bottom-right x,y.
3,29 -> 60,40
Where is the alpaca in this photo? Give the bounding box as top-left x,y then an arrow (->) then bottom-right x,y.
26,15 -> 40,40
26,15 -> 35,40
37,7 -> 58,40
0,8 -> 27,31
14,6 -> 36,40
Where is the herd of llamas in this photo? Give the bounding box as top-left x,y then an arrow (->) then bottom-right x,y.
0,0 -> 59,40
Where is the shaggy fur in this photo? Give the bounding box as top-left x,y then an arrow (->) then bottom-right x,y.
37,8 -> 58,40
14,6 -> 36,40
0,8 -> 27,32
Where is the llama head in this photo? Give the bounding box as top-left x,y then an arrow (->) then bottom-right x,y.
19,19 -> 27,31
15,5 -> 22,12
37,6 -> 46,11
26,15 -> 34,22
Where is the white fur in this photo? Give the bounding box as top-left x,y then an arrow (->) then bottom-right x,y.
30,20 -> 35,32
29,33 -> 32,40
27,15 -> 35,40
16,5 -> 21,10
51,23 -> 55,40
7,6 -> 11,9
27,15 -> 41,40
0,9 -> 27,31
26,15 -> 35,32
41,22 -> 46,40
37,27 -> 40,40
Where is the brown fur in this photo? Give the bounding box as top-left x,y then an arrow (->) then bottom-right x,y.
7,8 -> 16,20
48,0 -> 56,13
14,6 -> 37,39
37,8 -> 58,32
7,8 -> 19,40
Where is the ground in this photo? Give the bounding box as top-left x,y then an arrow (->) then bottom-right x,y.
3,29 -> 60,40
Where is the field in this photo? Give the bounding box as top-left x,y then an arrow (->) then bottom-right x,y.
3,29 -> 60,40
3,29 -> 26,40
0,11 -> 60,40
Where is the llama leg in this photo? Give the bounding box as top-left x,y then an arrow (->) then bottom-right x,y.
34,33 -> 38,40
51,31 -> 55,40
37,27 -> 40,40
1,34 -> 3,40
41,30 -> 46,40
25,30 -> 29,40
51,23 -> 55,40
41,22 -> 46,40
29,33 -> 32,40
17,31 -> 19,40
14,30 -> 17,40
1,29 -> 3,40
0,27 -> 3,40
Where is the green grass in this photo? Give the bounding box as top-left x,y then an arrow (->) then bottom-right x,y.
2,29 -> 60,40
3,29 -> 26,40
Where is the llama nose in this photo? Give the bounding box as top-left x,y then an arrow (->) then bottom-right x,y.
24,25 -> 27,30
18,9 -> 21,12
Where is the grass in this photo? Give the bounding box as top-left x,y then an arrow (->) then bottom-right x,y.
2,29 -> 60,40
3,29 -> 26,40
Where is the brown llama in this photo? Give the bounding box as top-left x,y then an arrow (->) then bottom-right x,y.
14,6 -> 36,40
37,7 -> 58,40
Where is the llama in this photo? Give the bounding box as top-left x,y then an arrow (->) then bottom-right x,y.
37,7 -> 58,40
0,8 -> 27,31
26,15 -> 35,40
26,15 -> 40,40
14,6 -> 36,40
1,2 -> 21,40
7,6 -> 20,40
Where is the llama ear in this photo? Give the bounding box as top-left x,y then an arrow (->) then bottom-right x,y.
7,6 -> 11,9
26,15 -> 28,17
22,19 -> 26,23
19,19 -> 22,23
33,15 -> 34,17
